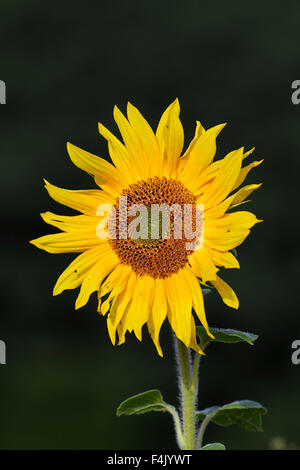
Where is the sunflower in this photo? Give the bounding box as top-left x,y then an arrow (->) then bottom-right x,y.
30,99 -> 262,356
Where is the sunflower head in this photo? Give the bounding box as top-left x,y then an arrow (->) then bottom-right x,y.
30,99 -> 262,357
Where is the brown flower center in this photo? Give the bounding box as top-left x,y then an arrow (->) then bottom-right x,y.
109,177 -> 201,278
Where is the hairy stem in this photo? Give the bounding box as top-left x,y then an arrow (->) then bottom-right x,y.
165,404 -> 185,449
196,412 -> 216,449
174,337 -> 198,450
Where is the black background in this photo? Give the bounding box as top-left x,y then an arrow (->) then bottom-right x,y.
0,0 -> 299,450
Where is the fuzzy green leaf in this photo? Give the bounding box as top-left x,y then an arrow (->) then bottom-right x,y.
117,389 -> 168,416
197,400 -> 267,432
196,326 -> 258,348
200,443 -> 226,450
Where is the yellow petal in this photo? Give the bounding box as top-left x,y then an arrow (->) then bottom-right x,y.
192,147 -> 256,196
164,275 -> 184,344
52,246 -> 106,296
99,264 -> 132,298
98,122 -> 135,183
243,147 -> 255,159
67,142 -> 122,197
40,212 -> 98,232
113,105 -> 149,179
132,275 -> 155,342
230,183 -> 262,206
105,271 -> 136,345
104,267 -> 134,342
106,296 -> 120,344
232,160 -> 263,191
180,123 -> 226,192
211,275 -> 239,309
174,270 -> 193,346
205,229 -> 250,251
43,180 -> 114,216
188,249 -> 219,282
99,266 -> 131,317
116,272 -> 137,344
204,248 -> 240,269
75,246 -> 119,309
127,102 -> 162,176
30,231 -> 102,254
156,98 -> 184,178
189,315 -> 205,355
206,211 -> 262,232
117,273 -> 150,342
201,147 -> 244,210
165,272 -> 192,348
147,278 -> 168,357
192,160 -> 222,195
180,121 -> 205,162
182,267 -> 214,339
203,193 -> 236,220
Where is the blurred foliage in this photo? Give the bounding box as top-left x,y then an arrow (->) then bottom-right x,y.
0,0 -> 300,450
269,436 -> 299,450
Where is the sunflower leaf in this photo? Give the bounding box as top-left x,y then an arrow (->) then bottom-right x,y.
196,326 -> 258,348
117,389 -> 168,416
197,400 -> 267,432
200,443 -> 226,450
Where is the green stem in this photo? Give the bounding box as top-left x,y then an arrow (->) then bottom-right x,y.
165,404 -> 185,449
192,353 -> 201,392
174,337 -> 198,450
196,412 -> 216,449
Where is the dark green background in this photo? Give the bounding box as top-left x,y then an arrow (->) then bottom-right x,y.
0,0 -> 299,450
